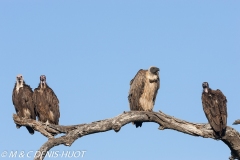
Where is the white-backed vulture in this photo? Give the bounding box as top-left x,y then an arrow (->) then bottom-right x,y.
128,66 -> 160,127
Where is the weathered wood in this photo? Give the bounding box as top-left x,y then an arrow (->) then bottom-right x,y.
13,111 -> 240,160
233,119 -> 240,125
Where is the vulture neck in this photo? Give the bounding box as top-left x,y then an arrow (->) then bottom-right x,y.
204,88 -> 208,93
147,71 -> 158,81
40,82 -> 46,89
16,81 -> 23,93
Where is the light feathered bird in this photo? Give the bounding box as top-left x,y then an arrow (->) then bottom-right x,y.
33,75 -> 60,125
128,66 -> 160,127
12,74 -> 36,134
201,82 -> 227,138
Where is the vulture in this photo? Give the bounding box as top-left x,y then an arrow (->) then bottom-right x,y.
33,75 -> 60,125
12,74 -> 36,134
201,82 -> 227,138
128,66 -> 160,128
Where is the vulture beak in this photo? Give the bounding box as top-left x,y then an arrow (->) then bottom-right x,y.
150,67 -> 159,73
202,82 -> 209,93
40,75 -> 46,82
17,77 -> 21,82
202,82 -> 208,89
155,67 -> 159,72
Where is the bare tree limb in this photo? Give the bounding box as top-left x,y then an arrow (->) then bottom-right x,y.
233,119 -> 240,125
13,111 -> 240,160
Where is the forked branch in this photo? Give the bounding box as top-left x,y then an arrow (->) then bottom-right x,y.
13,111 -> 240,160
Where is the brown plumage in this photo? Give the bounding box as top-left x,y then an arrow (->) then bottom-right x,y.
128,66 -> 160,127
201,82 -> 227,138
33,75 -> 60,125
12,74 -> 36,134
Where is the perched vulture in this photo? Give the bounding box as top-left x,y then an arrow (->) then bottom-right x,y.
201,82 -> 227,138
12,74 -> 36,134
33,75 -> 60,125
128,66 -> 160,127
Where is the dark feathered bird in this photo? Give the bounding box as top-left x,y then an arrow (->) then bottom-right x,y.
33,75 -> 60,125
12,74 -> 36,134
128,66 -> 160,127
201,82 -> 227,138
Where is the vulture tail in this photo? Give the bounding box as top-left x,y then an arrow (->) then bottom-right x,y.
26,126 -> 34,135
134,122 -> 143,128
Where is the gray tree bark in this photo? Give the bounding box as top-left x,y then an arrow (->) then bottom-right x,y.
13,111 -> 240,160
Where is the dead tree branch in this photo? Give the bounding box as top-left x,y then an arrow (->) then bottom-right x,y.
13,111 -> 240,160
233,119 -> 240,125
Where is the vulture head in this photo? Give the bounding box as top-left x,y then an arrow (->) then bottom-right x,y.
202,82 -> 209,93
149,66 -> 160,75
16,74 -> 24,85
40,75 -> 47,88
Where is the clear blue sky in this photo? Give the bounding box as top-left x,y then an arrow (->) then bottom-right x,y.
1,1 -> 240,160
